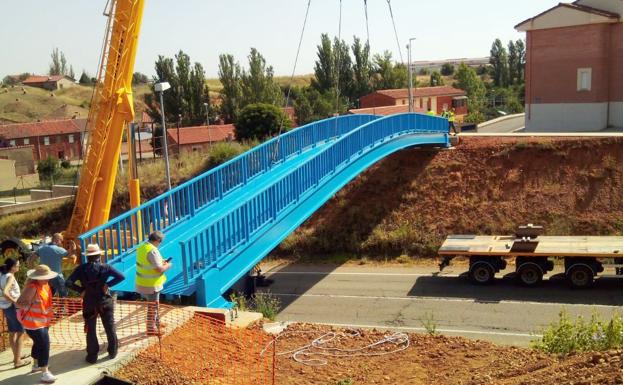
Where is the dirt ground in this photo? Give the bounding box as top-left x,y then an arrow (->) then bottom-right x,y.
116,321 -> 623,385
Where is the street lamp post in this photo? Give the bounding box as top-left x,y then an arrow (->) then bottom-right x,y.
407,37 -> 416,112
155,81 -> 172,191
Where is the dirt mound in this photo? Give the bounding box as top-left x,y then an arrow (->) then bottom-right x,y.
116,322 -> 623,385
279,137 -> 623,258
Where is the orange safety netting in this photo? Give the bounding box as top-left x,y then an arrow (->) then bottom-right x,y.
116,313 -> 276,385
2,298 -> 276,384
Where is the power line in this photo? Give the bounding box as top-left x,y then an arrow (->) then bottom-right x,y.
386,0 -> 404,63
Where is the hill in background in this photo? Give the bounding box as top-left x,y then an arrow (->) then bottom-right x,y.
0,83 -> 152,124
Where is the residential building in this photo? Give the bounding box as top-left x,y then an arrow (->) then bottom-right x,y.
411,57 -> 490,73
357,86 -> 468,120
0,119 -> 86,161
516,0 -> 623,131
22,75 -> 76,91
167,124 -> 235,154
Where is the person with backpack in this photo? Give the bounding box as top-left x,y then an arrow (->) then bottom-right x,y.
65,244 -> 125,364
0,258 -> 30,369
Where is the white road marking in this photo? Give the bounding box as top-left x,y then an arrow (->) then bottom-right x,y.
267,271 -> 459,277
315,322 -> 540,338
268,292 -> 622,309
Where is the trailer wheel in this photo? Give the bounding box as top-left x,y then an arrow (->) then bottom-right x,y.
469,262 -> 495,285
516,263 -> 543,286
567,264 -> 594,289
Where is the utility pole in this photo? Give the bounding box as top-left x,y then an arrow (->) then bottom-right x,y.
408,37 -> 416,112
204,103 -> 212,148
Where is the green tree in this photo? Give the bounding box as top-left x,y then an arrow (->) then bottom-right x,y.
351,37 -> 372,103
294,87 -> 341,125
132,72 -> 149,84
2,73 -> 30,86
49,48 -> 69,77
333,37 -> 354,105
429,71 -> 445,86
234,103 -> 292,141
78,71 -> 92,85
37,156 -> 60,183
311,34 -> 335,93
454,63 -> 486,122
240,48 -> 283,107
515,39 -> 526,84
145,51 -> 209,126
218,54 -> 242,123
440,63 -> 454,76
418,68 -> 430,75
68,65 -> 75,81
508,40 -> 519,85
489,39 -> 509,87
371,51 -> 407,90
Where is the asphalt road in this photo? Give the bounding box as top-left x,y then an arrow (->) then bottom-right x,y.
260,263 -> 623,346
475,115 -> 525,133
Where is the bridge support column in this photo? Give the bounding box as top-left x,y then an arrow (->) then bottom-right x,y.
196,270 -> 233,308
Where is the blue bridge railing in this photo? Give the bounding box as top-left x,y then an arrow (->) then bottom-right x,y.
78,114 -> 379,259
178,113 -> 448,284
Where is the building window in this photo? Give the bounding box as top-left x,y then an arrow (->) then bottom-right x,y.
68,134 -> 75,144
23,138 -> 30,145
44,136 -> 50,145
9,140 -> 15,146
577,68 -> 591,91
57,135 -> 62,144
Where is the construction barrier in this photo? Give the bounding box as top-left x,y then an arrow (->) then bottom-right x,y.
1,298 -> 276,384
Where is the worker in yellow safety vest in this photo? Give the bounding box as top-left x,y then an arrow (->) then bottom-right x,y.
448,108 -> 457,135
135,231 -> 172,335
426,108 -> 436,116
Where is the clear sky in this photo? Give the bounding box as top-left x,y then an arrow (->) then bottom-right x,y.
0,0 -> 561,79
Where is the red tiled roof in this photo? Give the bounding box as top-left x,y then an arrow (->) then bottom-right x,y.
167,124 -> 235,145
371,86 -> 466,100
0,119 -> 86,139
22,75 -> 66,84
349,105 -> 426,116
140,112 -> 154,124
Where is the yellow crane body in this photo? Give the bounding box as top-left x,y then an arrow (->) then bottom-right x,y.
65,0 -> 145,242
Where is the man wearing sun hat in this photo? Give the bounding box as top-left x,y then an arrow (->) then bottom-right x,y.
16,264 -> 58,383
65,243 -> 125,364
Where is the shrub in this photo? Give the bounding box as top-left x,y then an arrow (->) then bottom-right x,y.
37,155 -> 60,182
60,159 -> 71,169
420,311 -> 438,335
203,142 -> 251,170
250,292 -> 280,321
532,310 -> 623,355
235,103 -> 292,141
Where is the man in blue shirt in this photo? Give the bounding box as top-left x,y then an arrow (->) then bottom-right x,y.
66,243 -> 125,364
29,233 -> 76,297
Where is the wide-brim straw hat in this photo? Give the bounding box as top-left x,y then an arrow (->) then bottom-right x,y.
27,264 -> 58,280
85,243 -> 103,256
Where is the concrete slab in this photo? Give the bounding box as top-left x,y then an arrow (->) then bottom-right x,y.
184,306 -> 263,329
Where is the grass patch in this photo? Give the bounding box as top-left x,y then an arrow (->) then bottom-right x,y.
420,311 -> 438,335
532,310 -> 623,355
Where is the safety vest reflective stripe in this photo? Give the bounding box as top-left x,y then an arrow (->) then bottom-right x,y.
21,283 -> 52,329
135,242 -> 167,288
136,271 -> 162,279
449,112 -> 455,122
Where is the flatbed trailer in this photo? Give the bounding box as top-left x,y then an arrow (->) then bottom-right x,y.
438,225 -> 623,288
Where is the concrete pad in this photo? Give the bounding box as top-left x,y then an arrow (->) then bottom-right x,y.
183,306 -> 263,329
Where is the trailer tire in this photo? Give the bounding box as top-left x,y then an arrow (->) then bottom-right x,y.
469,262 -> 495,285
517,263 -> 543,286
567,264 -> 594,289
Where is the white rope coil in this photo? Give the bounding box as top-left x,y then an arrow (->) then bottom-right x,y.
261,329 -> 410,366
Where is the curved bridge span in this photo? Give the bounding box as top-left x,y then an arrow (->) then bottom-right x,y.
79,113 -> 449,307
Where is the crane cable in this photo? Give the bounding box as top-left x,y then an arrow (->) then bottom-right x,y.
386,0 -> 404,63
271,0 -> 312,162
333,0 -> 343,138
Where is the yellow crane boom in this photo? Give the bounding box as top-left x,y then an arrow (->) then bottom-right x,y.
65,0 -> 145,242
